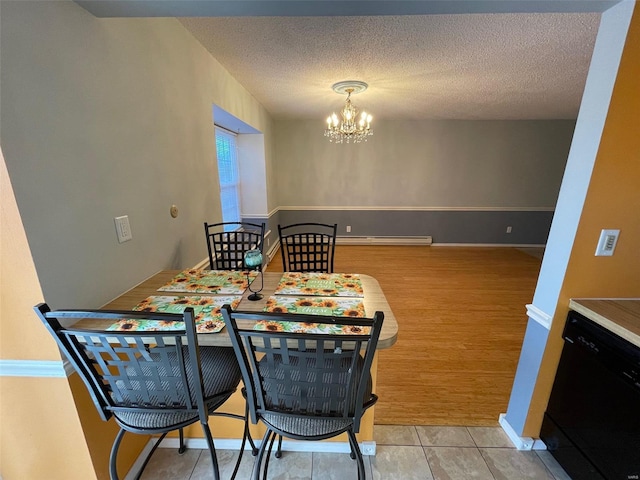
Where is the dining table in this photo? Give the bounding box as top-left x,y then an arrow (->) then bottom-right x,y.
86,268 -> 398,449
98,269 -> 399,349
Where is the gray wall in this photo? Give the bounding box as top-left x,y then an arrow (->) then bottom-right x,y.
277,209 -> 554,245
0,1 -> 274,309
274,119 -> 573,243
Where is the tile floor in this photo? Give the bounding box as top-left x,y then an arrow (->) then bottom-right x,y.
140,425 -> 572,479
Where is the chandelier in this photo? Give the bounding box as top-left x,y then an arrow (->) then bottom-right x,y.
324,81 -> 373,144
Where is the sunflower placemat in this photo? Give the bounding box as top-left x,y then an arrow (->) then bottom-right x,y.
106,295 -> 242,333
157,269 -> 258,295
274,272 -> 364,297
255,296 -> 369,334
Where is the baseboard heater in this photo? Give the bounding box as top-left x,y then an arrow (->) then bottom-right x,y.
265,239 -> 280,262
336,236 -> 432,246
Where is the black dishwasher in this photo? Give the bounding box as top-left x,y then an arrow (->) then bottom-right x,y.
541,310 -> 640,480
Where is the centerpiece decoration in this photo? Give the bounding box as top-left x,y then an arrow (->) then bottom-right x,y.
244,249 -> 264,301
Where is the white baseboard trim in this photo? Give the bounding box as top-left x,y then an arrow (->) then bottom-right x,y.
432,243 -> 546,248
498,414 -> 534,450
532,439 -> 547,450
279,205 -> 554,212
337,236 -> 432,246
153,437 -> 376,455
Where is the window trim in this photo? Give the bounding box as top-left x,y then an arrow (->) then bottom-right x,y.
215,125 -> 241,227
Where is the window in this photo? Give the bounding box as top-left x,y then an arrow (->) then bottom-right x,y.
215,127 -> 241,228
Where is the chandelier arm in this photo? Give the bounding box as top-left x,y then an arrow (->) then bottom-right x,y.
324,82 -> 373,143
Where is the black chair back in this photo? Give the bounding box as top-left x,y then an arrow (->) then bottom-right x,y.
34,305 -> 220,423
278,222 -> 337,273
221,306 -> 383,434
204,221 -> 266,271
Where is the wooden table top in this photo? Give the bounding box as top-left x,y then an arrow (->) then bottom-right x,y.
569,298 -> 640,348
96,270 -> 399,349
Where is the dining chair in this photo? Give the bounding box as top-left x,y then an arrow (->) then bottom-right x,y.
221,305 -> 384,480
204,221 -> 266,271
277,222 -> 337,273
34,303 -> 256,480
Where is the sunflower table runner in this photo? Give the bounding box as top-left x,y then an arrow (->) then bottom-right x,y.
255,296 -> 369,334
273,272 -> 364,297
106,295 -> 242,333
157,269 -> 258,295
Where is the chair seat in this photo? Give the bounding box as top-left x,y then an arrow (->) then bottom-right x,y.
261,413 -> 354,437
114,409 -> 200,430
114,346 -> 241,431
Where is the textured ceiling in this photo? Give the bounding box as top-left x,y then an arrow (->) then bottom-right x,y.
75,1 -> 607,121
179,13 -> 601,120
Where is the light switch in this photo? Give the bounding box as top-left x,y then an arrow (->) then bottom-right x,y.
114,215 -> 132,243
595,229 -> 619,256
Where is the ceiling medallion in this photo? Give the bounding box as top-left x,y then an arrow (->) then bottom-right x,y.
324,81 -> 373,144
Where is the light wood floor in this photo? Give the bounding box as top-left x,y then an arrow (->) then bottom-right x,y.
267,245 -> 542,427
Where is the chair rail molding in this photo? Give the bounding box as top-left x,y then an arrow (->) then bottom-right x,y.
242,206 -> 279,218
0,359 -> 73,377
526,304 -> 553,330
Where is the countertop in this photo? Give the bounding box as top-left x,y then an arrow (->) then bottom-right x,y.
569,298 -> 640,348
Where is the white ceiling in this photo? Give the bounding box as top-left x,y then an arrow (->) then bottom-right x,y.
77,1 -> 613,121
180,13 -> 601,120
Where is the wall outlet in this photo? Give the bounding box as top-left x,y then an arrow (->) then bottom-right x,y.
595,229 -> 619,256
114,215 -> 132,243
346,225 -> 352,233
506,226 -> 512,234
